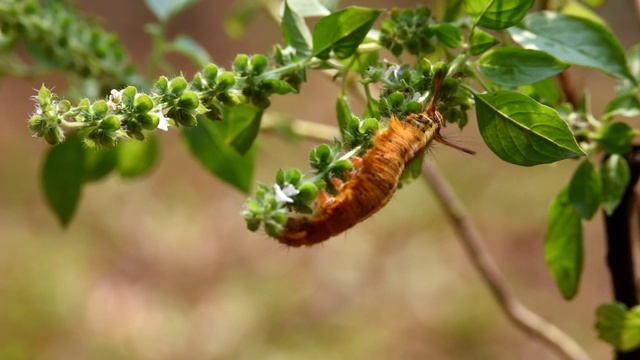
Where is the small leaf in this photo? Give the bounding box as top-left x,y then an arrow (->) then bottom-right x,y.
560,0 -> 607,27
144,0 -> 200,23
117,137 -> 158,178
628,44 -> 640,83
286,0 -> 331,17
475,90 -> 585,166
568,159 -> 602,219
42,134 -> 85,226
469,29 -> 499,56
477,47 -> 569,86
282,1 -> 312,56
509,12 -> 635,83
224,104 -> 263,155
545,187 -> 583,300
84,148 -> 117,182
312,7 -> 382,59
601,154 -> 631,215
603,93 -> 640,120
182,116 -> 254,193
596,303 -> 640,352
596,122 -> 637,154
336,95 -> 352,138
433,23 -> 463,48
465,0 -> 535,30
170,34 -> 212,67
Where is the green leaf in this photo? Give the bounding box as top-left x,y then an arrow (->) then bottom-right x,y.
117,137 -> 158,178
596,303 -> 640,352
182,116 -> 254,193
312,7 -> 382,59
560,0 -> 607,27
286,0 -> 331,17
475,90 -> 585,166
433,23 -> 463,48
84,148 -> 117,182
477,47 -> 569,86
336,95 -> 352,138
42,135 -> 85,227
603,93 -> 640,120
545,187 -> 583,300
596,122 -> 637,154
601,154 -> 631,215
224,104 -> 263,155
519,77 -> 562,107
170,34 -> 212,67
568,159 -> 602,219
465,0 -> 535,30
469,29 -> 499,56
508,12 -> 635,83
282,1 -> 312,56
144,0 -> 200,23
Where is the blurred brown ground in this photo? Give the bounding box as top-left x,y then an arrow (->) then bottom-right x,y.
0,1 -> 639,359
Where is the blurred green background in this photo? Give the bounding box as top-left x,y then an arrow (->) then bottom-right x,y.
1,1 -> 639,359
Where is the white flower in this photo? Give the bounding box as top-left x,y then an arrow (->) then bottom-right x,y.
274,183 -> 300,203
156,111 -> 169,131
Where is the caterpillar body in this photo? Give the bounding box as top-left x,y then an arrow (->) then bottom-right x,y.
277,112 -> 439,247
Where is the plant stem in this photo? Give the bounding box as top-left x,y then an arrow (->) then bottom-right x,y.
603,146 -> 640,360
421,163 -> 591,360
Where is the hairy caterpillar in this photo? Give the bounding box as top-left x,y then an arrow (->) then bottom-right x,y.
277,112 -> 441,247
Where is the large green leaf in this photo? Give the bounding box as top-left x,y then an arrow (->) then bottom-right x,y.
42,135 -> 85,227
144,0 -> 200,23
465,0 -> 535,30
477,47 -> 569,86
117,137 -> 159,178
601,154 -> 630,215
312,7 -> 382,59
545,187 -> 583,300
224,104 -> 263,155
568,159 -> 601,219
475,90 -> 585,166
282,1 -> 312,56
596,303 -> 640,352
508,12 -> 635,83
182,116 -> 254,193
84,147 -> 117,182
287,0 -> 331,17
469,28 -> 499,56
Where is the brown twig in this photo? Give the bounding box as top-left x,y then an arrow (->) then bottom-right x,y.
421,163 -> 591,360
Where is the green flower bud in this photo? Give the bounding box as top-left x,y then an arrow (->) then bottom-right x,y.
58,100 -> 72,113
405,100 -> 422,114
245,216 -> 261,232
139,113 -> 160,130
134,94 -> 154,113
91,100 -> 109,117
233,54 -> 249,73
432,62 -> 449,80
331,159 -> 354,173
203,64 -> 219,84
100,115 -> 121,131
418,58 -> 432,76
296,182 -> 319,203
177,91 -> 200,110
44,126 -> 64,145
216,71 -> 236,91
275,168 -> 285,185
169,76 -> 188,96
388,91 -> 404,108
271,210 -> 289,225
264,220 -> 283,238
37,86 -> 53,108
155,76 -> 169,92
127,129 -> 145,141
285,168 -> 302,185
360,118 -> 379,133
29,115 -> 46,136
175,112 -> 197,127
121,86 -> 137,107
249,54 -> 268,75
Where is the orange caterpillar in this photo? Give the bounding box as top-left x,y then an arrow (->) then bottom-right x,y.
278,112 -> 442,247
